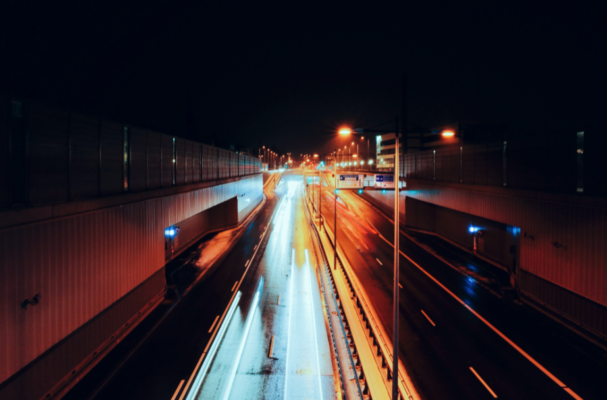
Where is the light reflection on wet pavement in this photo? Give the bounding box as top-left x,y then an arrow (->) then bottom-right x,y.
195,173 -> 337,399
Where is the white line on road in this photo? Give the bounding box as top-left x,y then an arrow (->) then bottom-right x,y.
180,193 -> 284,399
376,258 -> 383,265
375,232 -> 583,400
245,259 -> 250,268
470,367 -> 498,398
208,316 -> 219,333
231,281 -> 238,292
420,310 -> 436,326
171,380 -> 185,400
254,244 -> 258,251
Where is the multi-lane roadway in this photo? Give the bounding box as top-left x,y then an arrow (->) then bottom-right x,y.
315,170 -> 607,400
64,170 -> 337,400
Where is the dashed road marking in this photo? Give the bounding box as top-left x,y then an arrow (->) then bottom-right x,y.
208,316 -> 219,333
420,310 -> 436,326
470,367 -> 497,398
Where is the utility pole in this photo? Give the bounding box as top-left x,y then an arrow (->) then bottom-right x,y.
392,115 -> 400,400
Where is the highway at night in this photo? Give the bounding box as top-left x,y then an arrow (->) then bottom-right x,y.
63,170 -> 340,400
310,170 -> 607,400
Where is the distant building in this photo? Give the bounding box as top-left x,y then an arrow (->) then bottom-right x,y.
376,133 -> 402,170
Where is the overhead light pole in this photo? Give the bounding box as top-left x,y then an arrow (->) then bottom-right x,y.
339,118 -> 401,399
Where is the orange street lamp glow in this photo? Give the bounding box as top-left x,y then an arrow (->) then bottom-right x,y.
338,127 -> 352,135
442,130 -> 455,138
353,154 -> 358,158
313,154 -> 318,158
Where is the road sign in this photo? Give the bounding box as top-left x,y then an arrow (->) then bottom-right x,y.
375,174 -> 395,188
337,174 -> 363,189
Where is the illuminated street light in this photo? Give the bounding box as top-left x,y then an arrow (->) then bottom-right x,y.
338,127 -> 352,135
441,129 -> 455,138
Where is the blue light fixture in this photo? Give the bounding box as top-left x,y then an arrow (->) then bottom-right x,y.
382,189 -> 387,194
358,189 -> 363,194
469,226 -> 479,233
334,189 -> 339,194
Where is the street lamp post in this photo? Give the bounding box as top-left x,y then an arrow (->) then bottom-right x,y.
339,118 -> 400,399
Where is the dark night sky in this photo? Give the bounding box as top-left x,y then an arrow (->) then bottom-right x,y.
1,1 -> 605,156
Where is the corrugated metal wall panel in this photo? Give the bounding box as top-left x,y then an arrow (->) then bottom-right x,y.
147,131 -> 161,189
524,138 -> 547,191
202,145 -> 212,181
28,104 -> 69,204
99,121 -> 123,195
161,135 -> 173,187
0,96 -> 8,207
192,143 -> 201,183
69,114 -> 100,199
129,127 -> 147,192
547,134 -> 576,193
0,97 -> 8,207
519,269 -> 607,338
506,138 -> 526,189
175,138 -> 186,185
461,145 -> 474,184
486,142 -> 502,187
473,143 -> 487,185
0,173 -> 262,386
449,146 -> 460,183
405,182 -> 607,308
219,149 -> 227,179
185,141 -> 193,184
585,129 -> 607,196
434,150 -> 442,181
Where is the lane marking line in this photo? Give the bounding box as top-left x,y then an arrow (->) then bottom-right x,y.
171,380 -> 185,400
221,279 -> 264,400
260,234 -> 263,239
376,258 -> 383,265
231,281 -> 238,292
565,388 -> 584,400
375,232 -> 582,399
269,335 -> 275,358
180,190 -> 284,399
420,310 -> 436,327
254,244 -> 258,251
208,316 -> 219,333
470,367 -> 498,398
245,259 -> 250,268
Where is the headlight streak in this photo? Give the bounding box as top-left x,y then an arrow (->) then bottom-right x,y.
305,248 -> 324,400
221,277 -> 265,400
183,291 -> 242,400
284,248 -> 295,399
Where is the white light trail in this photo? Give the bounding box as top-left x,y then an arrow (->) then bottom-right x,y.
305,249 -> 324,400
221,277 -> 264,400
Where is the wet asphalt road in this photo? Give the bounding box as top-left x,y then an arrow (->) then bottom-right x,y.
64,170 -> 337,400
193,172 -> 336,399
315,174 -> 607,400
